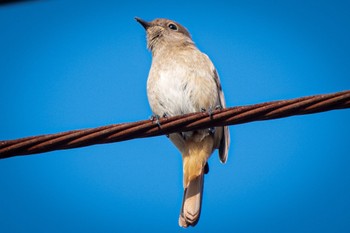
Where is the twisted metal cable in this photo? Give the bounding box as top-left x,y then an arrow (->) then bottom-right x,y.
1,90 -> 349,159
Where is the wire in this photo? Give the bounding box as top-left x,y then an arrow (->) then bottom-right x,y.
1,90 -> 349,159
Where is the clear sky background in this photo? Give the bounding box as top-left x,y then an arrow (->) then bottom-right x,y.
1,1 -> 349,232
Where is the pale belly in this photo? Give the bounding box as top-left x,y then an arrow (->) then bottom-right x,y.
147,67 -> 219,117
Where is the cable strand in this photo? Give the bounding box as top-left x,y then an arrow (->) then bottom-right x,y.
1,90 -> 349,159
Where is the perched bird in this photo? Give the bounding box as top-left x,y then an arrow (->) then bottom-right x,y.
135,17 -> 230,227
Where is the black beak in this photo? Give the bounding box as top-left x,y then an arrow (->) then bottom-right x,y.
135,17 -> 151,29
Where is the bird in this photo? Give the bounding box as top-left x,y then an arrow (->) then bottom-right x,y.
135,17 -> 230,227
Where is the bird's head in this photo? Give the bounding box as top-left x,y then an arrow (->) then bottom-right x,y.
135,17 -> 194,52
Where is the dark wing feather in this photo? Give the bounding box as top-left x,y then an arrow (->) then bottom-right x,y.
213,69 -> 230,163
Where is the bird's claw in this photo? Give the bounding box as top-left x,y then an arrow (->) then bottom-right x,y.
150,114 -> 161,127
215,104 -> 223,110
201,106 -> 218,119
150,113 -> 169,129
201,107 -> 217,135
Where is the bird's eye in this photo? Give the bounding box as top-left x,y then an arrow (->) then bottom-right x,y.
168,23 -> 178,31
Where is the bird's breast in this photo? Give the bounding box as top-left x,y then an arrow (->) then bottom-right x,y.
147,54 -> 219,117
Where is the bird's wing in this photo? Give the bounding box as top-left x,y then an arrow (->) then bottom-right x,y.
213,69 -> 230,163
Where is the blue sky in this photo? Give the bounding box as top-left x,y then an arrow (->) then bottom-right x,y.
0,1 -> 349,232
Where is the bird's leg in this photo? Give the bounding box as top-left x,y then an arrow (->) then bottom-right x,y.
160,113 -> 170,137
150,114 -> 161,127
201,107 -> 215,119
162,112 -> 169,118
215,104 -> 223,110
201,107 -> 216,135
150,112 -> 169,126
150,113 -> 171,137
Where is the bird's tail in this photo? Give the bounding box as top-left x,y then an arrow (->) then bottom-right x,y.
178,173 -> 204,228
178,136 -> 213,227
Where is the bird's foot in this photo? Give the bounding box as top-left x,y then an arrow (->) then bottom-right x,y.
150,114 -> 161,127
201,107 -> 217,135
150,112 -> 169,125
214,104 -> 223,110
163,112 -> 169,117
201,106 -> 217,119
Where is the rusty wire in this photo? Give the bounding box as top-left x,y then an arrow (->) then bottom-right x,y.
1,90 -> 350,159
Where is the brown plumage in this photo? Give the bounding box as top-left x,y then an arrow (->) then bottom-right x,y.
136,17 -> 230,227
